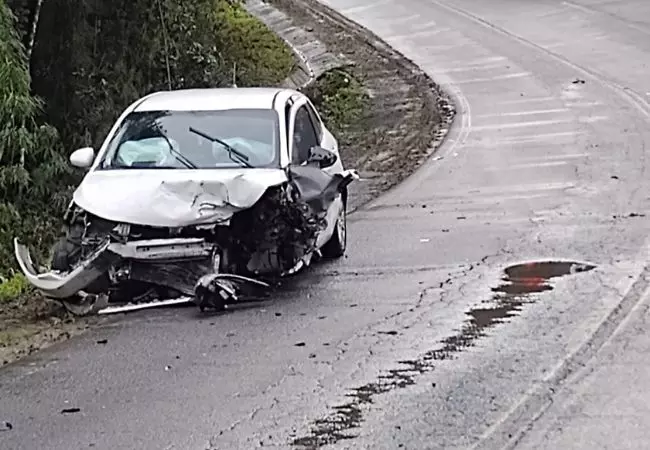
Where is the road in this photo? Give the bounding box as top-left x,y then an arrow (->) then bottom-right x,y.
2,0 -> 650,449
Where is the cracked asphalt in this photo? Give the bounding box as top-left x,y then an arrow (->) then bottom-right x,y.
2,0 -> 650,449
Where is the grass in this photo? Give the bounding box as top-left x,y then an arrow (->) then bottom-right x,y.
0,273 -> 29,303
303,68 -> 369,135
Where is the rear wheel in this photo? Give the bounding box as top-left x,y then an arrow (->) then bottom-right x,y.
321,201 -> 347,258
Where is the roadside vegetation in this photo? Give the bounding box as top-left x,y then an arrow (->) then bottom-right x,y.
0,0 -> 372,365
303,68 -> 370,136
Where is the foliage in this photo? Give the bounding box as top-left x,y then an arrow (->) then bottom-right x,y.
0,2 -> 74,278
304,68 -> 369,135
0,273 -> 29,303
27,0 -> 294,149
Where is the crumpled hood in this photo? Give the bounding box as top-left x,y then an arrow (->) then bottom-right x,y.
73,168 -> 289,226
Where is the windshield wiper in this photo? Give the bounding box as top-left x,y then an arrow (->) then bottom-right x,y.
188,126 -> 252,168
156,126 -> 197,169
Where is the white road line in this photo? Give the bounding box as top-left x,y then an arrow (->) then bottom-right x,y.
455,72 -> 530,84
543,42 -> 568,50
471,119 -> 570,131
412,20 -> 440,31
475,108 -> 570,118
534,6 -> 571,18
341,0 -> 393,15
579,115 -> 608,123
499,131 -> 585,142
566,101 -> 603,107
518,152 -> 591,161
425,44 -> 470,52
447,181 -> 577,195
388,27 -> 449,39
439,62 -> 508,73
484,161 -> 570,171
500,96 -> 558,104
458,56 -> 507,65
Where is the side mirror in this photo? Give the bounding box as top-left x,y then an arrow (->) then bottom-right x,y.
307,146 -> 337,169
70,147 -> 95,169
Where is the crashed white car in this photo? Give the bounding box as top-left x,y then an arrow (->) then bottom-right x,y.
14,87 -> 357,314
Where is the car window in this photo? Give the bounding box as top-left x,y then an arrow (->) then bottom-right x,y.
305,101 -> 322,141
292,105 -> 319,164
100,109 -> 281,169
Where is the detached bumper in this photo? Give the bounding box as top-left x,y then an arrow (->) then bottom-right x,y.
14,237 -> 214,299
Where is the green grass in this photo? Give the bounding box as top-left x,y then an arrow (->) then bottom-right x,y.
304,68 -> 369,135
0,273 -> 29,303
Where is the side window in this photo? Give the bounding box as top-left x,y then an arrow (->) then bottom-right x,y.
284,102 -> 292,149
305,101 -> 322,141
292,105 -> 319,164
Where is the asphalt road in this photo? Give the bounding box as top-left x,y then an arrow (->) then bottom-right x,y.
2,0 -> 650,449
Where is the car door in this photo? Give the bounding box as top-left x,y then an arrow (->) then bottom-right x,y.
287,96 -> 342,175
287,98 -> 344,246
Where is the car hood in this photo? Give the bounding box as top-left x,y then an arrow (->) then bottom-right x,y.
73,168 -> 289,226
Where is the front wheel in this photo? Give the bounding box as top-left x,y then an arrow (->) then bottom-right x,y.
321,202 -> 347,258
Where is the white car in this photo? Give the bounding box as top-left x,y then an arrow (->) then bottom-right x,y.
14,87 -> 358,314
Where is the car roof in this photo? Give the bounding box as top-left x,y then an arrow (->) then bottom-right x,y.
134,87 -> 298,112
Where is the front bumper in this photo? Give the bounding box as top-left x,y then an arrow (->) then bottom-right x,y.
14,237 -> 215,299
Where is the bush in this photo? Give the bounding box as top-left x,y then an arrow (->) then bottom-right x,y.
304,68 -> 368,135
0,2 -> 75,278
0,273 -> 29,303
27,0 -> 294,150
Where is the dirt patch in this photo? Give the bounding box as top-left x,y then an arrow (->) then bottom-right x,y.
266,0 -> 455,211
0,293 -> 100,366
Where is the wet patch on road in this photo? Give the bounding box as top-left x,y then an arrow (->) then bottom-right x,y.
291,260 -> 596,448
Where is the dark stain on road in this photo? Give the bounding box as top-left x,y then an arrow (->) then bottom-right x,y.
291,260 -> 596,448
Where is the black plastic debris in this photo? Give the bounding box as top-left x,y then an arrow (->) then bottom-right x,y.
378,330 -> 399,336
61,408 -> 81,414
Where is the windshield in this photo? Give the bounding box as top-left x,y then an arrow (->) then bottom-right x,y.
99,109 -> 280,170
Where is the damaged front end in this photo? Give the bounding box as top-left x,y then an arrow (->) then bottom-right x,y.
14,166 -> 357,315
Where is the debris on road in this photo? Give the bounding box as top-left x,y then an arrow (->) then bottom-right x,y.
378,330 -> 399,336
613,212 -> 646,219
61,408 -> 81,415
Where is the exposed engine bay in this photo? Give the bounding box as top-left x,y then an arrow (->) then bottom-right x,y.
14,165 -> 357,315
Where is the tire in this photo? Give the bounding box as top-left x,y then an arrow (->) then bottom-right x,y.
321,201 -> 347,258
51,235 -> 81,271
